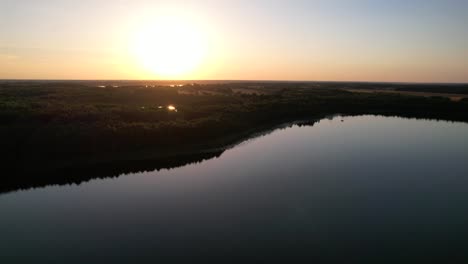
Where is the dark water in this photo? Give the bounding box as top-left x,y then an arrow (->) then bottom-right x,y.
1,115 -> 468,263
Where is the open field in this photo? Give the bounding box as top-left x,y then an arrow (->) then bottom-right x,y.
346,89 -> 468,101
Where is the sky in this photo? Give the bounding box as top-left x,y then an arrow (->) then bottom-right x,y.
1,0 -> 467,82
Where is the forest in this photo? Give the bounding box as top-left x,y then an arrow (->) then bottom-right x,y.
1,81 -> 468,193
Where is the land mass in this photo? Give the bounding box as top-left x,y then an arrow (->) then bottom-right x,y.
1,81 -> 468,194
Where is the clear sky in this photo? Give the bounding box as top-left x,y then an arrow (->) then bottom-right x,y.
1,0 -> 467,82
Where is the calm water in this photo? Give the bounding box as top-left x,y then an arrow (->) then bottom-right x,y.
1,115 -> 468,263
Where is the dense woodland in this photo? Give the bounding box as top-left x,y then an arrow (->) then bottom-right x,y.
1,81 -> 468,193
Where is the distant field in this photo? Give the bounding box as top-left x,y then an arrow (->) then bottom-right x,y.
346,89 -> 468,102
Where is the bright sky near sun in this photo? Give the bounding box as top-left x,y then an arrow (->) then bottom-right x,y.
1,0 -> 467,82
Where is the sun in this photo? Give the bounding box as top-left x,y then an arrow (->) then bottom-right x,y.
130,15 -> 207,79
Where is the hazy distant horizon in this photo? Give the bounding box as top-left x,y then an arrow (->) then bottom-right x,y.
1,78 -> 467,86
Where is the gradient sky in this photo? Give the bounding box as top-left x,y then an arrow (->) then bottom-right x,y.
1,0 -> 467,82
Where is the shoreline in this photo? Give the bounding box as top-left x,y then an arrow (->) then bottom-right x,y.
3,112 -> 467,195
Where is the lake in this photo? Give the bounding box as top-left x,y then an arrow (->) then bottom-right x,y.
1,115 -> 468,263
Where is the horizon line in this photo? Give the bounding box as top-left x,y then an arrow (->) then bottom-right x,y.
1,78 -> 467,85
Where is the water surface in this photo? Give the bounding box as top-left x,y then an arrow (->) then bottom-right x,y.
1,115 -> 468,263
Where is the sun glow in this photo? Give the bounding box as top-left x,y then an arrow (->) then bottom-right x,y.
130,14 -> 208,79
